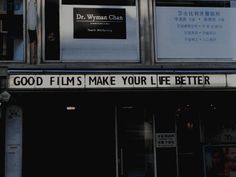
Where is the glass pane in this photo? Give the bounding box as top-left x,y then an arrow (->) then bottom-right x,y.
155,0 -> 236,60
176,105 -> 203,177
62,0 -> 136,6
44,0 -> 60,60
204,120 -> 236,143
0,0 -> 24,61
117,106 -> 155,177
204,145 -> 236,177
44,0 -> 140,61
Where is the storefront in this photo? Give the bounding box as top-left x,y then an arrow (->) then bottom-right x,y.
1,0 -> 236,177
0,72 -> 233,177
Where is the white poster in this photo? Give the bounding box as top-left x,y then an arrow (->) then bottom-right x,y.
155,6 -> 236,59
156,133 -> 176,148
60,4 -> 139,61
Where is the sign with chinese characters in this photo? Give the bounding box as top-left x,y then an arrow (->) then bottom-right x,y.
8,73 -> 236,89
155,7 -> 236,59
156,133 -> 176,148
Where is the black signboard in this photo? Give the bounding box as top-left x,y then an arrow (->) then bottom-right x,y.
73,8 -> 126,39
62,0 -> 135,6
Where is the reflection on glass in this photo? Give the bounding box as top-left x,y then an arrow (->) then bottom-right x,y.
204,146 -> 236,177
0,0 -> 24,61
204,120 -> 236,143
118,106 -> 155,177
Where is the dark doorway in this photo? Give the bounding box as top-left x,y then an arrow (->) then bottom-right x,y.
117,105 -> 155,177
22,93 -> 116,177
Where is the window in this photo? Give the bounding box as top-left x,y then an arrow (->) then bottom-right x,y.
0,0 -> 24,61
44,0 -> 140,62
155,0 -> 236,61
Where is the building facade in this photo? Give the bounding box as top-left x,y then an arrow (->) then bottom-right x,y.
1,0 -> 236,177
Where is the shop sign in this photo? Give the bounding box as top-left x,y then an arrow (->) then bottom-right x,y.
60,5 -> 139,61
155,7 -> 236,59
156,133 -> 176,148
157,74 -> 226,88
8,74 -> 235,89
73,8 -> 126,39
9,75 -> 85,89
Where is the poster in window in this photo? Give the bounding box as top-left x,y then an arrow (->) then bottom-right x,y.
155,1 -> 236,60
204,145 -> 236,177
60,2 -> 139,62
